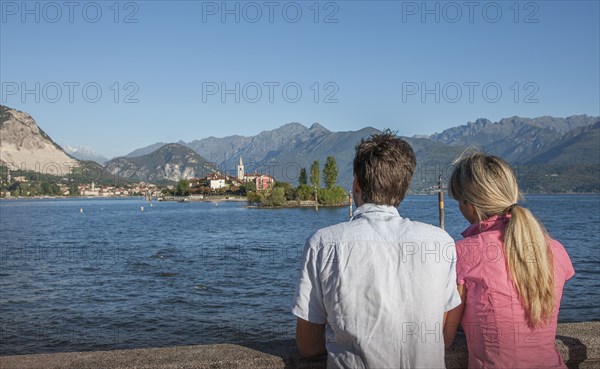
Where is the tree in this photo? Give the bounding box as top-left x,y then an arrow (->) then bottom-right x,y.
241,181 -> 256,195
69,183 -> 80,196
296,184 -> 314,201
246,191 -> 262,205
298,168 -> 308,185
323,156 -> 339,188
319,185 -> 347,205
266,187 -> 286,206
274,181 -> 296,200
310,160 -> 320,188
49,183 -> 60,195
176,179 -> 190,196
41,181 -> 51,194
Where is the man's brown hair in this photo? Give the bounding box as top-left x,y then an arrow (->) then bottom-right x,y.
353,130 -> 416,207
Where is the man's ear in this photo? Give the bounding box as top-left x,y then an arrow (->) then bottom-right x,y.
353,176 -> 362,205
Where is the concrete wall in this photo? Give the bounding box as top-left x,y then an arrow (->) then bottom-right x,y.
1,322 -> 598,369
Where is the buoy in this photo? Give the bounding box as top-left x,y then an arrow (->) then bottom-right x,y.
80,208 -> 83,213
141,206 -> 144,212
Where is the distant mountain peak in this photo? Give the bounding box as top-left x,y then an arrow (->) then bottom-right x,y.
280,122 -> 307,130
469,118 -> 493,127
124,142 -> 168,158
62,144 -> 108,164
161,143 -> 182,150
309,122 -> 330,132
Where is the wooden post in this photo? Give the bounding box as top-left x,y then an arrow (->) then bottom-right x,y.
438,175 -> 445,229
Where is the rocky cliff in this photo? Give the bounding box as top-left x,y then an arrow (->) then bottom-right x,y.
0,105 -> 80,175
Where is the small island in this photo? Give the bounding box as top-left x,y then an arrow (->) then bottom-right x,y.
161,156 -> 349,208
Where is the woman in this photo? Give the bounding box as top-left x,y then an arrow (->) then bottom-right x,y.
444,152 -> 574,368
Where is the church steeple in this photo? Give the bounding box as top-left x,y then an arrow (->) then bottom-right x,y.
237,157 -> 245,181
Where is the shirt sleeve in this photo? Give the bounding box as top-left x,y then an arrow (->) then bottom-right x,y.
291,239 -> 327,324
552,239 -> 575,281
443,239 -> 462,311
455,240 -> 473,286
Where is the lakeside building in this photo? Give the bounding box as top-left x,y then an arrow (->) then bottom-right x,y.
237,157 -> 275,191
193,158 -> 275,192
255,174 -> 275,190
77,182 -> 158,197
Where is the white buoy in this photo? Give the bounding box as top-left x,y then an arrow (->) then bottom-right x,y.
80,208 -> 83,213
141,206 -> 144,212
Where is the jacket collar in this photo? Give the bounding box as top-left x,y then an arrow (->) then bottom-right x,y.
351,203 -> 400,221
461,214 -> 510,238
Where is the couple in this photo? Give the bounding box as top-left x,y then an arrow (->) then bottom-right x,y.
291,131 -> 574,369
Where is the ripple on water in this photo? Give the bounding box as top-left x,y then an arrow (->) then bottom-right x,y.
1,196 -> 598,355
157,272 -> 178,277
194,284 -> 223,293
159,297 -> 191,305
128,261 -> 152,269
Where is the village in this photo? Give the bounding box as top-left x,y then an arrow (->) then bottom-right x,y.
0,156 -> 351,208
0,157 -> 276,200
179,158 -> 275,197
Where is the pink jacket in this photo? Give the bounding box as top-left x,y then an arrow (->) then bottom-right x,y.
456,214 -> 575,369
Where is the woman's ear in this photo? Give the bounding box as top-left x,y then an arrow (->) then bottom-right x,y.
459,200 -> 479,224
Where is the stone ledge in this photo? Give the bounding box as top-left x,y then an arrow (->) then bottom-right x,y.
1,322 -> 598,369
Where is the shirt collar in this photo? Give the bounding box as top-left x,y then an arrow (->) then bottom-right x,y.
351,203 -> 400,221
461,214 -> 510,238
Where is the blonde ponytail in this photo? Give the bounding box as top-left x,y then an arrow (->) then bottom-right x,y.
504,205 -> 555,327
449,152 -> 555,327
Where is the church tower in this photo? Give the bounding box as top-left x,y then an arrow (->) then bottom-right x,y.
237,157 -> 244,181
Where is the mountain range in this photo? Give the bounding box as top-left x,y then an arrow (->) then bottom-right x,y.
1,104 -> 598,193
428,116 -> 598,163
118,115 -> 598,192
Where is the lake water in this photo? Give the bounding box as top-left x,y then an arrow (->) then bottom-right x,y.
0,195 -> 598,355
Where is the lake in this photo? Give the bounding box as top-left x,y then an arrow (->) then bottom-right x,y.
0,194 -> 598,355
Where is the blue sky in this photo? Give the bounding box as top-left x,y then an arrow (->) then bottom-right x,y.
1,0 -> 599,158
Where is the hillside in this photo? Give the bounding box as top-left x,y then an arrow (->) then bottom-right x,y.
0,105 -> 80,174
526,122 -> 600,165
105,143 -> 217,182
429,115 -> 598,162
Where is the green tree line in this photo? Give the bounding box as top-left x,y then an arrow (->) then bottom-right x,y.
248,156 -> 347,206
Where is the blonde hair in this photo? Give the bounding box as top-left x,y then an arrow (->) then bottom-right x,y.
449,151 -> 555,327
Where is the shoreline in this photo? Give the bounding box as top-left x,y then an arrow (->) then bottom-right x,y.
1,322 -> 598,369
159,196 -> 247,203
0,196 -> 249,202
2,192 -> 598,202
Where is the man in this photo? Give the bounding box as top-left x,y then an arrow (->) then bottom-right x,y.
291,130 -> 461,368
